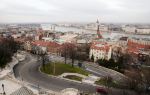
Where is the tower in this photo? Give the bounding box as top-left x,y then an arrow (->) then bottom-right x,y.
96,19 -> 103,39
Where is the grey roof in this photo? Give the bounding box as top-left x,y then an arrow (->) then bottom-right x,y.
10,86 -> 34,95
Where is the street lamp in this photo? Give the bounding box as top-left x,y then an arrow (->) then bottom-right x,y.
2,84 -> 5,95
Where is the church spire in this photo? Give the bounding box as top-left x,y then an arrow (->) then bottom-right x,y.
96,19 -> 99,24
96,19 -> 102,39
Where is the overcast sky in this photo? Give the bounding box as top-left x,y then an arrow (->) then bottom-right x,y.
0,0 -> 150,23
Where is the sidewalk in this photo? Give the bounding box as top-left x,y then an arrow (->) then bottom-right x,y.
0,78 -> 21,95
0,56 -> 18,78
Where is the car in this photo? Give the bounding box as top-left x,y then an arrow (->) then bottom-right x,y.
96,87 -> 108,95
146,86 -> 150,92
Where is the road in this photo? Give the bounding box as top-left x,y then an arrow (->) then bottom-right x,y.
13,53 -> 97,93
83,63 -> 128,84
13,53 -> 137,95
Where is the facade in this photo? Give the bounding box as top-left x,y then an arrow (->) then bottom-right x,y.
136,28 -> 150,34
89,42 -> 112,62
127,38 -> 150,55
47,41 -> 61,56
59,34 -> 77,43
85,23 -> 108,32
99,25 -> 108,32
31,40 -> 61,55
24,41 -> 32,51
118,37 -> 128,47
34,33 -> 43,40
31,41 -> 50,54
42,37 -> 53,41
122,25 -> 150,34
122,26 -> 136,33
11,34 -> 22,39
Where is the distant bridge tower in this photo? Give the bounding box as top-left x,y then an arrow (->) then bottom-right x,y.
96,19 -> 103,39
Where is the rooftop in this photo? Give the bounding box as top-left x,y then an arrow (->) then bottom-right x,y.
91,42 -> 111,52
32,40 -> 60,48
10,87 -> 34,95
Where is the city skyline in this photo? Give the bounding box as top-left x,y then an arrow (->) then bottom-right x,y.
0,0 -> 150,23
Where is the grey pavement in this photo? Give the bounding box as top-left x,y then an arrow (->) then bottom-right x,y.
13,54 -> 97,93
13,53 -> 137,95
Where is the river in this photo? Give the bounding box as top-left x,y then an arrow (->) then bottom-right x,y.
41,24 -> 150,39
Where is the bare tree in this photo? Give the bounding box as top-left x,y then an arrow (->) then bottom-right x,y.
61,43 -> 69,64
61,43 -> 76,67
40,53 -> 47,71
124,67 -> 147,93
69,45 -> 76,67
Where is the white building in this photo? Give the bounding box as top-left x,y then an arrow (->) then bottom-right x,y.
42,37 -> 53,41
99,25 -> 109,32
24,41 -> 32,51
11,34 -> 22,39
136,28 -> 150,34
90,42 -> 112,62
59,34 -> 77,43
122,26 -> 136,33
85,23 -> 108,32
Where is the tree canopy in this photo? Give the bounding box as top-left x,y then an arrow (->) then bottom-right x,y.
0,37 -> 19,68
97,57 -> 125,73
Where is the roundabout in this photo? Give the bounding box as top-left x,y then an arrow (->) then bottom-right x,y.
13,53 -> 97,93
13,53 -> 137,95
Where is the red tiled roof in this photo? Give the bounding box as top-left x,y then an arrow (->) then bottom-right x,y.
61,42 -> 75,47
32,41 -> 49,47
49,41 -> 60,48
127,40 -> 150,49
90,42 -> 110,52
127,48 -> 139,54
32,41 -> 60,48
127,40 -> 150,55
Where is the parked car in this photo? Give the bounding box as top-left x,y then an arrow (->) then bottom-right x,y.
96,87 -> 108,95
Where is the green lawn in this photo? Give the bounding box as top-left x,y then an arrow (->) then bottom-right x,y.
64,75 -> 83,81
40,62 -> 89,76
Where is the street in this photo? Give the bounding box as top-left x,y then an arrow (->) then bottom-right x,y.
13,53 -> 97,93
13,53 -> 137,95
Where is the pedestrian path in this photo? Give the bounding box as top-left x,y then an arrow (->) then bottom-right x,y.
0,79 -> 22,95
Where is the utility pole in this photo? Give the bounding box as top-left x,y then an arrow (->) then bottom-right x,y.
53,62 -> 55,75
38,84 -> 40,94
21,77 -> 24,86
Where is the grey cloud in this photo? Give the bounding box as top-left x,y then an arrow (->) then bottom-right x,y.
0,0 -> 150,23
